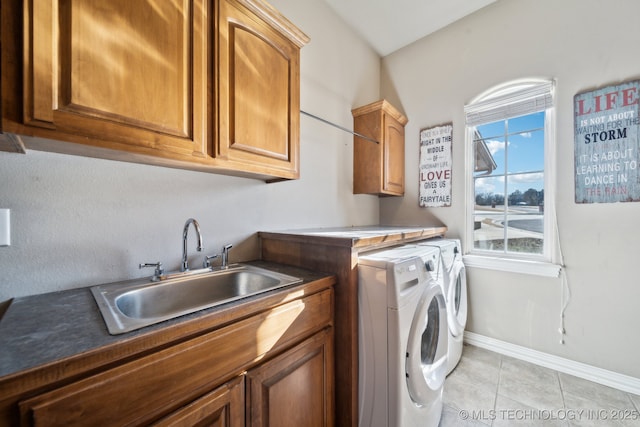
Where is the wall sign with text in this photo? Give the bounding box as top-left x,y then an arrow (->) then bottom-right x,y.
574,80 -> 640,203
419,124 -> 452,207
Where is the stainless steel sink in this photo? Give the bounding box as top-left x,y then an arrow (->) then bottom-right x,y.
91,264 -> 302,335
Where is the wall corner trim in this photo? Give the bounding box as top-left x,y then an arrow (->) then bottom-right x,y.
464,331 -> 640,396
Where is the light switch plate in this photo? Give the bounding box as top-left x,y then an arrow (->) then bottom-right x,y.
0,209 -> 10,247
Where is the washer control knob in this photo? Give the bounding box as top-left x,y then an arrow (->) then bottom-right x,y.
425,259 -> 435,271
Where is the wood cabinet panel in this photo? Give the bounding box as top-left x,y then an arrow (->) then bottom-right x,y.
261,239 -> 356,427
384,114 -> 405,194
246,328 -> 334,427
152,376 -> 244,427
65,1 -> 190,136
216,0 -> 305,179
18,289 -> 332,427
23,0 -> 208,158
353,109 -> 383,193
352,100 -> 408,196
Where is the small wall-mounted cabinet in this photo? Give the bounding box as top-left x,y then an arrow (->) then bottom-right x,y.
352,100 -> 408,196
0,0 -> 309,181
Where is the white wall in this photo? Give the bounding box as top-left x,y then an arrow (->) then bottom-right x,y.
380,0 -> 640,378
0,0 -> 381,304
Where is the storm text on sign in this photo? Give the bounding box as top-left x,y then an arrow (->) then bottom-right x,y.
574,80 -> 640,203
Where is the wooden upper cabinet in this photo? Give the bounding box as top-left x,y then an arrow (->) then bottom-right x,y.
215,0 -> 309,180
1,0 -> 309,180
23,0 -> 209,160
352,100 -> 408,196
0,0 -> 27,153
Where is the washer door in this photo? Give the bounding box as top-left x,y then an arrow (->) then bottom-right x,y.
405,281 -> 448,407
447,262 -> 467,337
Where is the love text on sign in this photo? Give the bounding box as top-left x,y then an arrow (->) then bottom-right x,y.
420,124 -> 453,207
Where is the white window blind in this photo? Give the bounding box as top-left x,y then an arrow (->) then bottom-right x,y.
465,81 -> 554,126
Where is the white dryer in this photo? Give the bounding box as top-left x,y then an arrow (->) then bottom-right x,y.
358,245 -> 448,427
419,238 -> 468,375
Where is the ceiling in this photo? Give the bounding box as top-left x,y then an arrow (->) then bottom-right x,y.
322,0 -> 496,56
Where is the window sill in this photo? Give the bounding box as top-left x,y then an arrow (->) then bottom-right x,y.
462,254 -> 562,278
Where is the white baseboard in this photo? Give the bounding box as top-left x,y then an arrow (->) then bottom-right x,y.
464,331 -> 640,396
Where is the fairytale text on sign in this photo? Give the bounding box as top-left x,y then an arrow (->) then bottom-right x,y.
420,124 -> 453,207
574,80 -> 640,203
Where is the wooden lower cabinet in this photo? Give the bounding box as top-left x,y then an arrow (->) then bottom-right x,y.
154,376 -> 245,427
246,328 -> 333,426
13,285 -> 333,427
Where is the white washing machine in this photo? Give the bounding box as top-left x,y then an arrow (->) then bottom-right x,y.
419,238 -> 468,375
358,245 -> 448,427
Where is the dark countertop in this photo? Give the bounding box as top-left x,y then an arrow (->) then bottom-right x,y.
0,260 -> 332,379
259,225 -> 447,250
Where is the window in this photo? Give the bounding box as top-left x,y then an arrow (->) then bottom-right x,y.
464,79 -> 559,274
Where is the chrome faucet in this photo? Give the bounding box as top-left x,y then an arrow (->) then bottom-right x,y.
139,262 -> 164,281
221,244 -> 233,268
181,218 -> 203,271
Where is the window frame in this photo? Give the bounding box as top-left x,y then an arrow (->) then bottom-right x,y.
463,78 -> 561,277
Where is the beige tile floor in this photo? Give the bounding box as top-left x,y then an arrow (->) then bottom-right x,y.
440,344 -> 640,426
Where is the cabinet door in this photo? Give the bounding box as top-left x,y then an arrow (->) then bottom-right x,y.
153,376 -> 244,427
382,114 -> 405,195
352,100 -> 407,196
23,0 -> 208,159
216,0 -> 303,180
246,328 -> 334,427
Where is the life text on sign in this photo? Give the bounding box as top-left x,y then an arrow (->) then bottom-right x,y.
574,80 -> 640,203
